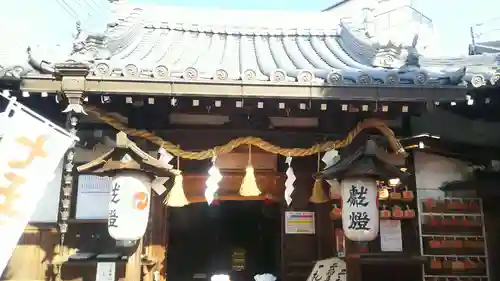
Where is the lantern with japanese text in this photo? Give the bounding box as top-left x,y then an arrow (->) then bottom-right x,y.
77,132 -> 178,241
108,171 -> 151,240
316,139 -> 408,242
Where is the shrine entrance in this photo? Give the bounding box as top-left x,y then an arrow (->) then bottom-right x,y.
360,264 -> 421,281
167,200 -> 281,281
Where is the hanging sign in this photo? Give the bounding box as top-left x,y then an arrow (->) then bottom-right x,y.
341,178 -> 379,241
96,262 -> 116,281
108,171 -> 151,240
380,220 -> 403,252
75,174 -> 112,219
306,257 -> 346,281
285,211 -> 315,234
0,97 -> 77,277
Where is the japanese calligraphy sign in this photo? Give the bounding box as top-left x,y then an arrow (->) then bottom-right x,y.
341,178 -> 379,241
0,100 -> 76,277
306,257 -> 346,281
108,171 -> 151,240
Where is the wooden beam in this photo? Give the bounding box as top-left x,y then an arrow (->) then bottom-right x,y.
20,75 -> 468,101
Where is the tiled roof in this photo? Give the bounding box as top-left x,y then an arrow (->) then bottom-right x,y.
1,4 -> 499,88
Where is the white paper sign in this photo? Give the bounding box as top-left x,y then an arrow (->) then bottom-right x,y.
285,211 -> 315,234
108,172 -> 151,240
96,262 -> 116,281
75,174 -> 112,219
380,220 -> 403,252
0,101 -> 76,277
306,258 -> 346,281
341,178 -> 379,241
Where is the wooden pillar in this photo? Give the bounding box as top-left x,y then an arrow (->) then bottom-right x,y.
123,239 -> 144,281
143,194 -> 169,281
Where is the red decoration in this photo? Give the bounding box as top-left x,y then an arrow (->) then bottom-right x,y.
450,216 -> 458,225
330,204 -> 342,220
402,188 -> 414,201
429,240 -> 442,248
389,190 -> 402,200
441,217 -> 452,226
380,205 -> 391,219
430,258 -> 442,269
424,198 -> 436,211
447,200 -> 467,211
263,194 -> 274,205
469,200 -> 480,211
403,206 -> 415,219
392,205 -> 404,219
462,217 -> 472,227
211,193 -> 220,206
430,216 -> 440,226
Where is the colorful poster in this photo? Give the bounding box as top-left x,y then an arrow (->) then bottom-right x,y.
0,97 -> 77,276
285,211 -> 315,234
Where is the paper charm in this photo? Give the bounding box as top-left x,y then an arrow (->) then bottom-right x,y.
322,149 -> 339,168
205,156 -> 223,205
284,156 -> 296,206
151,176 -> 168,196
158,146 -> 174,169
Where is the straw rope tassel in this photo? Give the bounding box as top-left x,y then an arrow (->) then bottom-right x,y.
165,156 -> 190,207
309,152 -> 330,203
239,145 -> 261,196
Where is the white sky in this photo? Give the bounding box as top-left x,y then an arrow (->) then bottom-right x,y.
1,0 -> 499,57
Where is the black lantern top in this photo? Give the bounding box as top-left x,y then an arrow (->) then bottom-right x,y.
316,139 -> 408,180
77,131 -> 179,178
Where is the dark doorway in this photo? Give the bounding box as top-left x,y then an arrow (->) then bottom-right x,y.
360,264 -> 421,281
167,201 -> 281,281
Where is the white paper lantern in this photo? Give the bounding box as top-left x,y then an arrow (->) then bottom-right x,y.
108,171 -> 152,240
341,177 -> 379,242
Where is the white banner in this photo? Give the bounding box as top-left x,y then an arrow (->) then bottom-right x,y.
0,97 -> 77,276
29,160 -> 63,223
